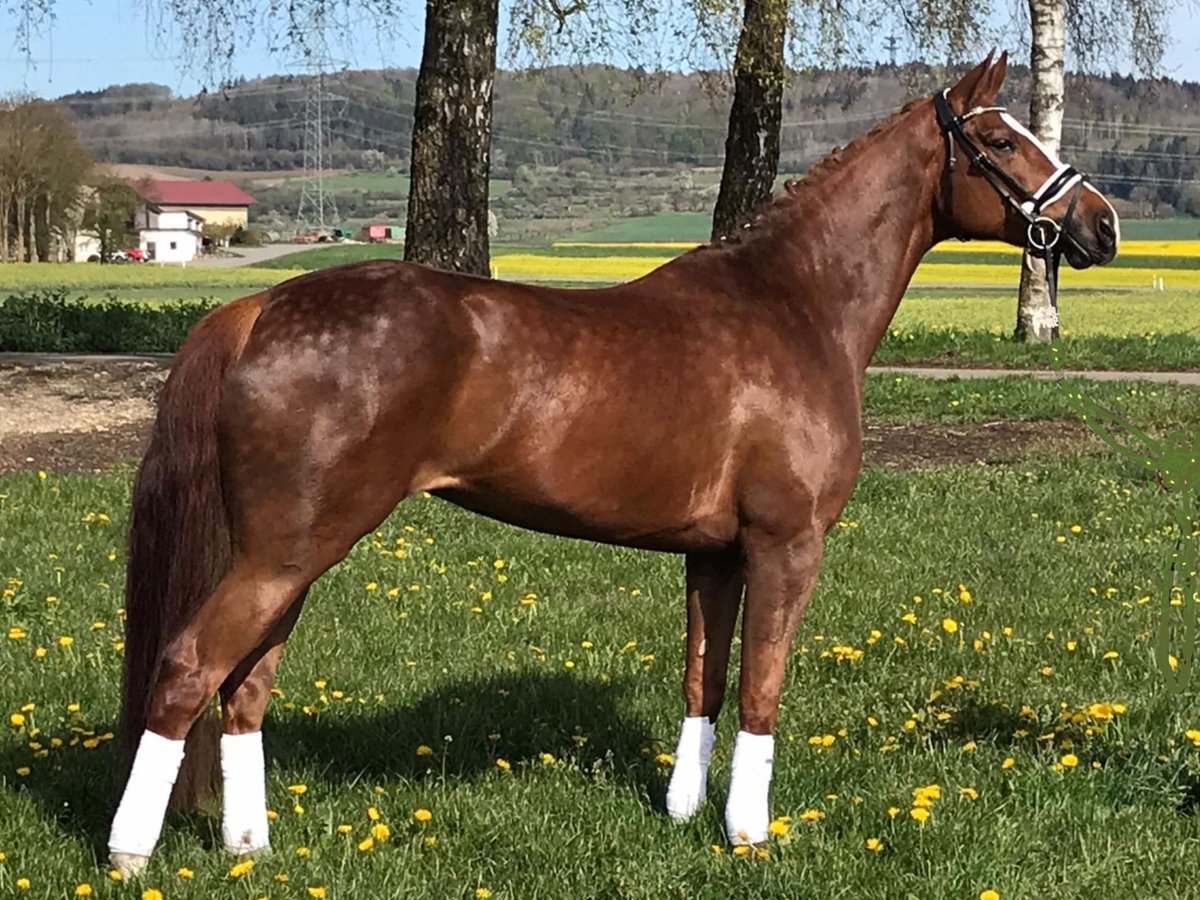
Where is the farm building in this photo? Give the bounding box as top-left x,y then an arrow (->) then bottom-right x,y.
134,203 -> 205,263
132,180 -> 257,229
360,223 -> 404,242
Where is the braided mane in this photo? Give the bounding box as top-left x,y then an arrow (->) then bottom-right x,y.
704,96 -> 928,250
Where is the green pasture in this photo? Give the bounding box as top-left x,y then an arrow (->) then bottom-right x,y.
560,214 -> 1200,245
2,375 -> 1200,898
257,172 -> 512,199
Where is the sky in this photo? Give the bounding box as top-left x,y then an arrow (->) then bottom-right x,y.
1,0 -> 1198,99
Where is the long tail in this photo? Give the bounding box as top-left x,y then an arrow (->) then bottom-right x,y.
120,292 -> 266,811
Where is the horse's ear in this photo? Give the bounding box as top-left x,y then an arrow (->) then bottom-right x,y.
974,51 -> 1008,106
946,50 -> 1001,111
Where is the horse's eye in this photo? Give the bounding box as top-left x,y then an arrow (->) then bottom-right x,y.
989,138 -> 1016,153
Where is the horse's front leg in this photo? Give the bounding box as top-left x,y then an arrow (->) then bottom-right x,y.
666,551 -> 743,821
725,527 -> 823,844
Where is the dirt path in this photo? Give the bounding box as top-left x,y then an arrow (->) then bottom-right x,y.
0,360 -> 167,474
0,358 -> 1112,477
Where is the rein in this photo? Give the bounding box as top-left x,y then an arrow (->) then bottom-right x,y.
933,90 -> 1089,328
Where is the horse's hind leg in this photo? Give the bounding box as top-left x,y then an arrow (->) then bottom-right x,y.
109,561 -> 328,874
666,551 -> 743,822
216,592 -> 307,856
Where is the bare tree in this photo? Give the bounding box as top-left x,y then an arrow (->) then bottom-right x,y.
0,98 -> 92,262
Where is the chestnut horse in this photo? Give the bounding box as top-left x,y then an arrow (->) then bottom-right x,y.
109,52 -> 1118,875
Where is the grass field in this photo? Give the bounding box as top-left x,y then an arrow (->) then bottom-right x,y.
3,375 -> 1200,898
0,266 -> 301,294
562,214 -> 1200,244
249,239 -> 1200,293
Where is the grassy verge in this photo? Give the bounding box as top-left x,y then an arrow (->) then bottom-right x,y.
873,330 -> 1200,372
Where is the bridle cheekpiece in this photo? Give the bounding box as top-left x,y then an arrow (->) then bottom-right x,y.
933,88 -> 1092,329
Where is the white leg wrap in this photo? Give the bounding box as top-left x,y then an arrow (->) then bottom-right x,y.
724,730 -> 774,844
108,731 -> 186,858
221,731 -> 270,854
665,716 -> 716,821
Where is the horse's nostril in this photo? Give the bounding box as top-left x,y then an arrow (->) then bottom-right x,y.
1095,212 -> 1116,249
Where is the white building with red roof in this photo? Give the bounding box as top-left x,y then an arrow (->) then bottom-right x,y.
127,179 -> 257,263
135,180 -> 257,229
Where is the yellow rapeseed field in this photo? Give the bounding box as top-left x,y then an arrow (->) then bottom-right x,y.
496,249 -> 1200,290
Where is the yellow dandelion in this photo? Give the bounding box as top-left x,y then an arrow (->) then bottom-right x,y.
1001,757 -> 1015,770
358,836 -> 375,852
768,817 -> 790,836
372,823 -> 391,842
887,806 -> 901,818
732,845 -> 752,857
337,824 -> 352,834
367,806 -> 380,821
288,783 -> 307,794
177,868 -> 194,879
228,859 -> 254,878
941,618 -> 959,634
58,636 -> 74,647
476,889 -> 493,899
9,713 -> 25,728
308,888 -> 327,899
1061,753 -> 1079,768
16,878 -> 30,890
495,758 -> 511,771
74,884 -> 92,896
980,891 -> 1001,900
798,809 -> 823,822
866,837 -> 883,852
142,890 -> 164,900
413,808 -> 432,823
416,744 -> 433,756
910,807 -> 930,823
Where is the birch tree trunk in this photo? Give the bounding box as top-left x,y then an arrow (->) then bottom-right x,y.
404,0 -> 499,277
710,0 -> 786,241
1014,0 -> 1066,342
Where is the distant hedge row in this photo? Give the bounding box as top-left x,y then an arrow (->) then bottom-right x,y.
0,291 -> 218,353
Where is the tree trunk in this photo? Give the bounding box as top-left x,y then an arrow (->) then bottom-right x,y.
404,0 -> 499,277
15,194 -> 28,263
34,192 -> 51,262
1014,0 -> 1066,343
710,0 -> 786,241
0,195 -> 9,263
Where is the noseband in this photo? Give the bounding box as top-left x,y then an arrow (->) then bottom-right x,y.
933,89 -> 1093,329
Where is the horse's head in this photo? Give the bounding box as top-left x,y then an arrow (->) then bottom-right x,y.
935,51 -> 1119,269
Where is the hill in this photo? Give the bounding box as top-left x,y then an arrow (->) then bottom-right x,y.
61,62 -> 1200,233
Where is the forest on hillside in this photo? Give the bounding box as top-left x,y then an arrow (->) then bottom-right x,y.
59,62 -> 1200,217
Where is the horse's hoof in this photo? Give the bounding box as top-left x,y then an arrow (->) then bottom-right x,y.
110,852 -> 149,879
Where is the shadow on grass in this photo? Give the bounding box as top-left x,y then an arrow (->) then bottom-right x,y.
1,671 -> 660,858
267,670 -> 662,790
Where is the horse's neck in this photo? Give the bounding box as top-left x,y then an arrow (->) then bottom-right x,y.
776,112 -> 941,375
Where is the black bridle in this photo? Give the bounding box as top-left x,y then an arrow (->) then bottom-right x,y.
933,89 -> 1090,329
